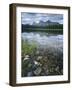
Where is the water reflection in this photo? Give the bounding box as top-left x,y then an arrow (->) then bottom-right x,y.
21,32 -> 63,77
22,32 -> 63,52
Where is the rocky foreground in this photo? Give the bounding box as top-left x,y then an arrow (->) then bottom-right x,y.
21,46 -> 63,77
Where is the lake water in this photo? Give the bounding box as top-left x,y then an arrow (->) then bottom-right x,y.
21,32 -> 63,52
21,32 -> 63,76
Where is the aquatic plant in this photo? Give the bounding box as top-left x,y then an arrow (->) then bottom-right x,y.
22,39 -> 37,56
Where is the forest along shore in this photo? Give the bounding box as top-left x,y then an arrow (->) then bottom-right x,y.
22,24 -> 63,34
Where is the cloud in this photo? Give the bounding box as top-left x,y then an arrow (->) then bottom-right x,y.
21,12 -> 63,24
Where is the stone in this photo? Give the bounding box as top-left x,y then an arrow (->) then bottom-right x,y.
23,55 -> 30,61
43,56 -> 48,62
36,50 -> 40,55
23,57 -> 29,61
61,69 -> 63,74
25,55 -> 29,58
27,72 -> 33,76
34,61 -> 38,65
34,67 -> 42,75
37,56 -> 42,61
34,61 -> 42,67
45,69 -> 49,75
49,67 -> 54,73
28,63 -> 32,68
55,66 -> 59,72
41,73 -> 45,76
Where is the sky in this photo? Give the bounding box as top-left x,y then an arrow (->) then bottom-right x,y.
21,12 -> 63,25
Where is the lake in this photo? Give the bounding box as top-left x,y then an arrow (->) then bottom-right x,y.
21,32 -> 63,76
22,32 -> 63,52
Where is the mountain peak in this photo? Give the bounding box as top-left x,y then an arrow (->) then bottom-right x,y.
46,20 -> 51,23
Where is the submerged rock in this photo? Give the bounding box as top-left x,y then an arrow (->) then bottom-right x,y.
23,55 -> 30,61
37,56 -> 42,61
34,61 -> 38,65
55,66 -> 59,72
34,67 -> 42,75
34,61 -> 42,66
28,63 -> 32,68
36,50 -> 40,55
45,69 -> 49,75
27,72 -> 33,76
23,57 -> 30,61
25,55 -> 29,58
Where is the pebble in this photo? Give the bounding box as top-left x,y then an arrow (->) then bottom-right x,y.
34,67 -> 42,75
27,72 -> 33,76
23,57 -> 29,61
37,56 -> 42,61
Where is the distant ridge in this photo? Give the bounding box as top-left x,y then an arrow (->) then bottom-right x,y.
23,20 -> 60,26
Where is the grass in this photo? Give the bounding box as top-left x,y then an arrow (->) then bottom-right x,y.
21,39 -> 38,76
22,39 -> 37,56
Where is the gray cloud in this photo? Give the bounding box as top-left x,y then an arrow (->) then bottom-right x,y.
21,12 -> 63,25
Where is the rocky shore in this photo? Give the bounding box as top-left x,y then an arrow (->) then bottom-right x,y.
21,46 -> 63,77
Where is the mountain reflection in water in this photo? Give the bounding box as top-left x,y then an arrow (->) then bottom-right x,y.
22,32 -> 63,52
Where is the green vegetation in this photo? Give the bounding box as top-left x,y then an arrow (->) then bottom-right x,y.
21,40 -> 38,76
22,28 -> 63,34
22,24 -> 63,34
22,24 -> 63,29
22,24 -> 63,33
22,39 -> 37,56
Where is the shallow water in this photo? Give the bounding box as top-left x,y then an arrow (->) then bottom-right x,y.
21,32 -> 63,76
22,32 -> 63,52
